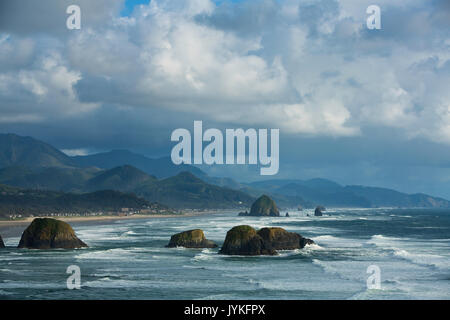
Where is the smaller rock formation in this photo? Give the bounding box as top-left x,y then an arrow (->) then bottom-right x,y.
18,218 -> 87,249
285,212 -> 290,217
166,229 -> 217,248
314,206 -> 326,216
0,234 -> 5,248
238,211 -> 249,216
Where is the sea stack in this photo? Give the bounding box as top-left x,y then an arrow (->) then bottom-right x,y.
166,229 -> 217,248
219,225 -> 314,255
314,206 -> 325,216
0,235 -> 5,248
18,218 -> 88,249
257,227 -> 314,250
219,225 -> 276,255
239,195 -> 280,217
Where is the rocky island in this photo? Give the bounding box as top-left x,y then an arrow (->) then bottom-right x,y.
238,195 -> 280,217
18,218 -> 88,249
315,206 -> 326,216
166,229 -> 217,248
219,225 -> 314,255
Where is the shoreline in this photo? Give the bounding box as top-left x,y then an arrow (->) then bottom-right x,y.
0,210 -> 223,238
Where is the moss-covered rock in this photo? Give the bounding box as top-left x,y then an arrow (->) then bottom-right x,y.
166,229 -> 217,248
248,195 -> 280,216
0,234 -> 4,248
219,225 -> 276,255
257,227 -> 313,250
18,218 -> 87,249
220,226 -> 314,255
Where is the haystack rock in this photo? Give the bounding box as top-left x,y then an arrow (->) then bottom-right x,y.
246,195 -> 280,216
18,218 -> 87,249
0,234 -> 5,248
166,229 -> 217,248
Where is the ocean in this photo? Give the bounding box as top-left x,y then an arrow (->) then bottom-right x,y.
0,208 -> 449,300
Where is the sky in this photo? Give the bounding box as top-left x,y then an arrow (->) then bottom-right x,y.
0,0 -> 450,198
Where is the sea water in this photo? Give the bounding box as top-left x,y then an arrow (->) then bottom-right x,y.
0,208 -> 449,299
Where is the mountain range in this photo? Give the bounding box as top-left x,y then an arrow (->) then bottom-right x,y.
0,133 -> 449,209
246,179 -> 450,208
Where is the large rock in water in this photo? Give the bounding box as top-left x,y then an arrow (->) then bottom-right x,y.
166,229 -> 217,248
248,195 -> 280,216
18,218 -> 87,249
219,225 -> 314,255
219,225 -> 276,255
257,227 -> 313,250
0,235 -> 5,248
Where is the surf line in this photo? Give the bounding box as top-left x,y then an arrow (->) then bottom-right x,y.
170,121 -> 279,175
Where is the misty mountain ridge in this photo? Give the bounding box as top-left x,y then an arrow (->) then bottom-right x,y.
248,179 -> 450,208
0,133 -> 449,209
71,149 -> 206,179
0,133 -> 75,168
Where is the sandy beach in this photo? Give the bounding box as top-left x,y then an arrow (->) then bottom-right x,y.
0,210 -> 221,238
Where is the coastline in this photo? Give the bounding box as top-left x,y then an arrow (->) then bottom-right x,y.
0,210 -> 221,238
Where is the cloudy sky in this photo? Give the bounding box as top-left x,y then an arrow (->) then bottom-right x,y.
0,0 -> 450,197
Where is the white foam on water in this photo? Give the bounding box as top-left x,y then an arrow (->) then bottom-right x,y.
75,248 -> 134,260
392,249 -> 450,270
0,281 -> 65,289
302,243 -> 324,252
0,268 -> 31,275
4,237 -> 20,247
192,252 -> 216,262
191,248 -> 216,260
312,235 -> 364,248
121,230 -> 138,237
244,271 -> 363,295
0,289 -> 14,296
199,293 -> 241,300
368,234 -> 450,270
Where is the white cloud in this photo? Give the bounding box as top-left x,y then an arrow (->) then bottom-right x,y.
0,0 -> 449,143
